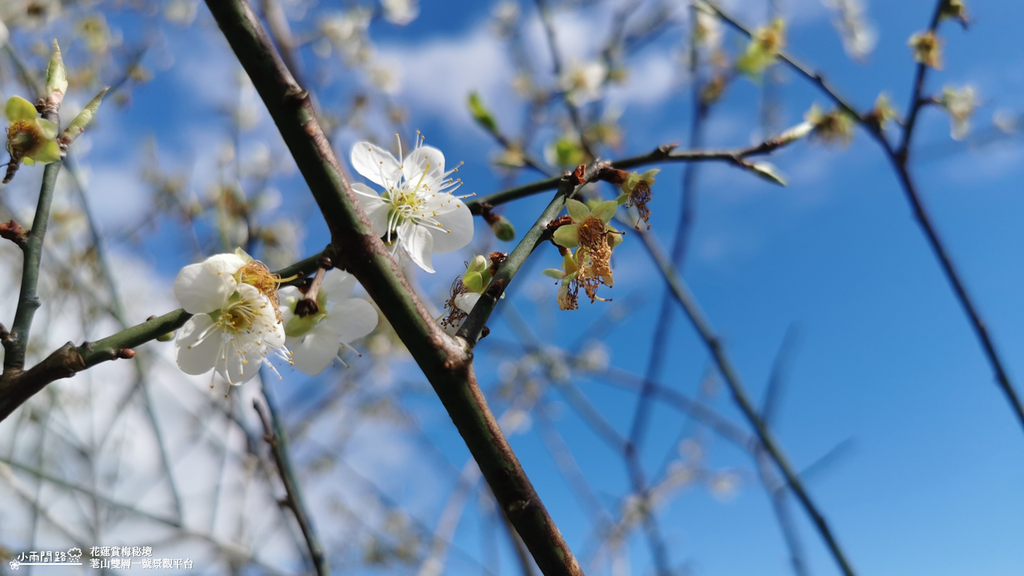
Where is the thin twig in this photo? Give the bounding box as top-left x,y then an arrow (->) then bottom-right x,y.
253,395 -> 329,576
535,0 -> 596,160
635,227 -> 857,576
704,0 -> 1024,434
468,133 -> 803,214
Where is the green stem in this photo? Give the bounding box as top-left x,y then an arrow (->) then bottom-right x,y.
0,253 -> 323,422
4,161 -> 62,373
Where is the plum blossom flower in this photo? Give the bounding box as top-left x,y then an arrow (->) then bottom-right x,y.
940,85 -> 977,141
440,254 -> 493,335
4,96 -> 61,183
551,199 -> 623,305
174,252 -> 287,385
279,269 -> 378,375
350,135 -> 474,273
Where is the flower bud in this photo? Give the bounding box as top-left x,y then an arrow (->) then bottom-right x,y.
462,271 -> 484,294
490,215 -> 516,241
156,331 -> 176,342
607,231 -> 624,250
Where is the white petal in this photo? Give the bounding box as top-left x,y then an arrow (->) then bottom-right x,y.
399,221 -> 435,273
352,182 -> 389,236
323,298 -> 378,343
351,141 -> 402,188
216,342 -> 264,385
321,269 -> 357,302
402,145 -> 446,192
175,315 -> 221,375
261,313 -> 287,349
290,326 -> 343,375
203,253 -> 246,276
174,263 -> 233,314
429,202 -> 474,254
454,292 -> 480,314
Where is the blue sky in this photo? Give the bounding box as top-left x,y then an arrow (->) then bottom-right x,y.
12,0 -> 1024,574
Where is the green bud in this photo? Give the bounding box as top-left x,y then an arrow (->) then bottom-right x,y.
467,254 -> 489,274
45,40 -> 68,108
468,91 -> 499,133
61,87 -> 109,146
490,215 -> 516,241
744,161 -> 787,187
607,231 -> 624,250
156,331 -> 176,342
462,271 -> 484,293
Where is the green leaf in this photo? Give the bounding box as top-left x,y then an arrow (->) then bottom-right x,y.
467,91 -> 499,133
61,87 -> 109,145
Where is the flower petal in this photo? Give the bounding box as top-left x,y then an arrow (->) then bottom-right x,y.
351,141 -> 402,188
565,199 -> 590,222
36,118 -> 57,140
351,182 -> 389,236
399,221 -> 435,273
29,140 -> 61,165
454,292 -> 480,314
428,201 -> 474,254
216,344 -> 264,385
203,253 -> 246,276
552,224 -> 579,248
323,298 -> 378,343
290,326 -> 343,375
591,200 -> 619,223
402,145 -> 446,191
174,263 -> 233,314
175,315 -> 221,375
5,96 -> 36,122
321,269 -> 357,302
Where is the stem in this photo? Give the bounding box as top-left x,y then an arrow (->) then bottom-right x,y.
0,253 -> 323,422
254,394 -> 328,576
204,2 -> 582,573
636,228 -> 857,576
4,161 -> 62,373
704,0 -> 1024,441
468,134 -> 803,214
457,171 -> 582,348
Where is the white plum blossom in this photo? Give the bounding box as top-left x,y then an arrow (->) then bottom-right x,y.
174,253 -> 287,385
560,60 -> 607,106
441,292 -> 480,336
279,270 -> 379,375
382,0 -> 419,25
350,136 -> 474,273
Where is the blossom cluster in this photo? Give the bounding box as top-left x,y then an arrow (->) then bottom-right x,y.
173,251 -> 377,384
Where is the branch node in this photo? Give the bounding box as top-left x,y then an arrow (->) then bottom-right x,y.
115,348 -> 136,360
0,220 -> 28,249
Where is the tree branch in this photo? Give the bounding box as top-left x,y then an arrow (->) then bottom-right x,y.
704,0 -> 1024,438
3,161 -> 62,374
254,396 -> 328,576
634,227 -> 858,576
468,132 -> 804,214
203,2 -> 583,574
